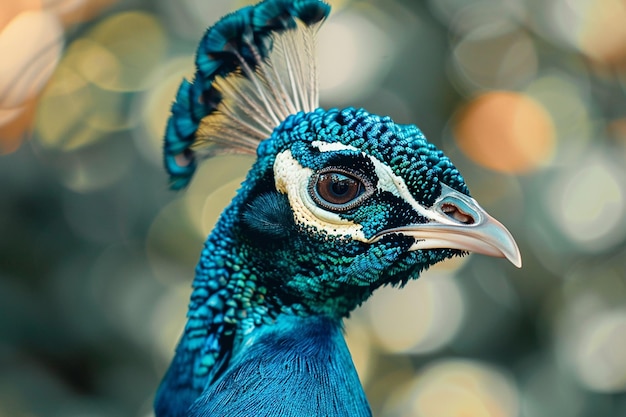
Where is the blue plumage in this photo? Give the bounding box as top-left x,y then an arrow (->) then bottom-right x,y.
188,316 -> 370,417
156,1 -> 521,416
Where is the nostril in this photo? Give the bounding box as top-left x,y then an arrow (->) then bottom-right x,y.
441,203 -> 475,225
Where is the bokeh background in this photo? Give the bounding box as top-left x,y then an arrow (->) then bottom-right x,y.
2,0 -> 626,416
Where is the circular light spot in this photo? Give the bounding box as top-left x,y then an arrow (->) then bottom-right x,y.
0,10 -> 63,108
367,272 -> 464,354
547,156 -> 626,251
73,37 -> 122,90
35,62 -> 102,150
578,0 -> 626,65
572,310 -> 626,393
524,73 -> 592,166
318,9 -> 395,103
80,11 -> 167,92
36,38 -> 142,150
451,25 -> 538,92
454,91 -> 556,173
388,360 -> 519,417
530,0 -> 626,66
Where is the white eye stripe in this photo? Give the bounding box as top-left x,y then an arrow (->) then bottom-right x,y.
311,141 -> 447,223
274,141 -> 463,241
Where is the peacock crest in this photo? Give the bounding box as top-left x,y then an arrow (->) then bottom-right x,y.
164,0 -> 330,189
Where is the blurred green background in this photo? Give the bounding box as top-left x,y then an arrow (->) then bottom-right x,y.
2,0 -> 626,416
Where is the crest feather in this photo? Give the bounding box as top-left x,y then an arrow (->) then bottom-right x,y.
163,0 -> 330,189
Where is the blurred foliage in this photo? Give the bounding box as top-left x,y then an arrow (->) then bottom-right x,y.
1,0 -> 626,416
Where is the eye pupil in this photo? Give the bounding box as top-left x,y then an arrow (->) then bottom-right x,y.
329,175 -> 355,197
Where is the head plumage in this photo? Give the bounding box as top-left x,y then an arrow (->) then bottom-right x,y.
163,0 -> 330,189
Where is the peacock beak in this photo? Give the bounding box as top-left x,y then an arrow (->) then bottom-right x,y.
371,185 -> 522,268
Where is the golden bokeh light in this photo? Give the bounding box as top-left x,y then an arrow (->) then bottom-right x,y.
81,11 -> 168,92
34,10 -> 167,154
526,0 -> 626,69
390,360 -> 519,417
366,272 -> 464,354
35,63 -> 102,151
0,7 -> 61,160
454,91 -> 556,173
546,155 -> 626,251
0,1 -> 124,154
0,0 -> 43,30
577,0 -> 626,66
0,0 -> 120,28
72,37 -> 122,89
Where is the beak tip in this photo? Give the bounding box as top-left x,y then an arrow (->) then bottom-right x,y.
504,247 -> 522,269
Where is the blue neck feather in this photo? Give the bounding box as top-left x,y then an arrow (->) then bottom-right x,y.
188,315 -> 371,417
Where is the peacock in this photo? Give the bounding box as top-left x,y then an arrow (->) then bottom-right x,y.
155,1 -> 521,416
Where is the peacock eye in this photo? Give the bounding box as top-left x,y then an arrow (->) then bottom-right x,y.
309,167 -> 373,212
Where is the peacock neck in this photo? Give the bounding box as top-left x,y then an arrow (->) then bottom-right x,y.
187,314 -> 372,417
190,222 -> 361,344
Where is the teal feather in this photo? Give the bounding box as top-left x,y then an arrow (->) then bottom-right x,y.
163,0 -> 330,190
188,316 -> 370,417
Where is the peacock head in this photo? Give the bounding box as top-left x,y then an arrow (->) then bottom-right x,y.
222,107 -> 521,316
162,0 -> 521,317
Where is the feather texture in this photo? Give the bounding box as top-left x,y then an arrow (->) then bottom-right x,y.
187,316 -> 371,417
163,0 -> 330,189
